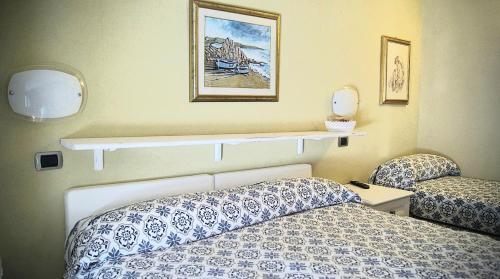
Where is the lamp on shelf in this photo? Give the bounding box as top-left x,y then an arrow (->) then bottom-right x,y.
325,86 -> 359,132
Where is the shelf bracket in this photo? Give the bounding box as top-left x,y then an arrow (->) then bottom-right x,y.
214,143 -> 223,162
93,149 -> 104,171
297,138 -> 304,155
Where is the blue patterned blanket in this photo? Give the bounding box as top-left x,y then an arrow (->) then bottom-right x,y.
411,176 -> 500,235
65,177 -> 500,278
369,153 -> 500,235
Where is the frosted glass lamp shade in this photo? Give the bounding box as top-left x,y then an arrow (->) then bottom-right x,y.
8,69 -> 86,121
332,86 -> 359,119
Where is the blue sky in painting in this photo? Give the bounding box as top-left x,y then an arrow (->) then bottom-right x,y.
205,16 -> 270,50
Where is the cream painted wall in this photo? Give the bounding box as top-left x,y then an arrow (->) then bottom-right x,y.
418,0 -> 500,180
0,0 -> 421,277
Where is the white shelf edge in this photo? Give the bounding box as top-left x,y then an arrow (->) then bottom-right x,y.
60,130 -> 367,171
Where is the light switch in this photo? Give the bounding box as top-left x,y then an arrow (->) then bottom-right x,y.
338,137 -> 349,147
35,151 -> 63,171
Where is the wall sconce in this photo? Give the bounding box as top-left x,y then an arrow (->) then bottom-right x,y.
325,86 -> 359,132
7,67 -> 87,122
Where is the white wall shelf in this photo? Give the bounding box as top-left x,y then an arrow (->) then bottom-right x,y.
60,130 -> 367,171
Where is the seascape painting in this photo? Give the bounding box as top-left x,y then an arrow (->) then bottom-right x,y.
379,36 -> 411,104
204,17 -> 271,89
190,0 -> 280,102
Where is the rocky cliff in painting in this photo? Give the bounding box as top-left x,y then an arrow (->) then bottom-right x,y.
205,37 -> 262,69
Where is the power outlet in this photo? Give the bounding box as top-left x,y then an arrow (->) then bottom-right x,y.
338,137 -> 349,147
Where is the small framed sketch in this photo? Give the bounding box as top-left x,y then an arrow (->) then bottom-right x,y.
190,0 -> 280,102
379,36 -> 411,104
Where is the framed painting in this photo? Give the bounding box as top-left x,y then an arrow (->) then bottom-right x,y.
379,36 -> 411,104
190,0 -> 280,102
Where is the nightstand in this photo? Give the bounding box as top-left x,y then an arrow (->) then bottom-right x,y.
345,183 -> 414,216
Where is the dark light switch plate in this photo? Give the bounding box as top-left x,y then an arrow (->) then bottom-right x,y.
338,137 -> 349,147
35,151 -> 63,171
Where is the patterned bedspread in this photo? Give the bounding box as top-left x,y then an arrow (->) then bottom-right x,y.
70,203 -> 500,279
411,176 -> 500,235
369,154 -> 500,235
65,177 -> 500,279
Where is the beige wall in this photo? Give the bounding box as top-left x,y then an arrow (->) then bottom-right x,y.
0,0 -> 421,277
418,0 -> 500,180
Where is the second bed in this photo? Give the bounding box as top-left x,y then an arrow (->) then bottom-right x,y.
369,154 -> 500,235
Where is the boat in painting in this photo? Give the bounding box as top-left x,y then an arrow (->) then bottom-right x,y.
236,65 -> 249,74
215,59 -> 237,70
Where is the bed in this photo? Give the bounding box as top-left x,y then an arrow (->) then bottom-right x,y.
64,164 -> 500,279
369,154 -> 500,236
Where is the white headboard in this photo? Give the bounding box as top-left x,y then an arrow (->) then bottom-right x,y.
64,164 -> 312,236
64,174 -> 213,236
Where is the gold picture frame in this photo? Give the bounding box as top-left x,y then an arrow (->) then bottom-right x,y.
379,36 -> 411,104
190,0 -> 281,102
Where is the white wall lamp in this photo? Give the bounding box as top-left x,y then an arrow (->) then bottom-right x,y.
325,86 -> 359,132
7,66 -> 87,122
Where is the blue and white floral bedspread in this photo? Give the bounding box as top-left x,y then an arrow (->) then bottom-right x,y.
65,177 -> 500,279
369,153 -> 500,235
411,176 -> 500,235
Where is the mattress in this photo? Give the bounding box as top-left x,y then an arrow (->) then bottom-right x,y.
64,177 -> 500,278
411,176 -> 500,235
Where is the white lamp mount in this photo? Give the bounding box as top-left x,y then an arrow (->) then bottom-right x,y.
325,86 -> 359,132
7,66 -> 87,121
